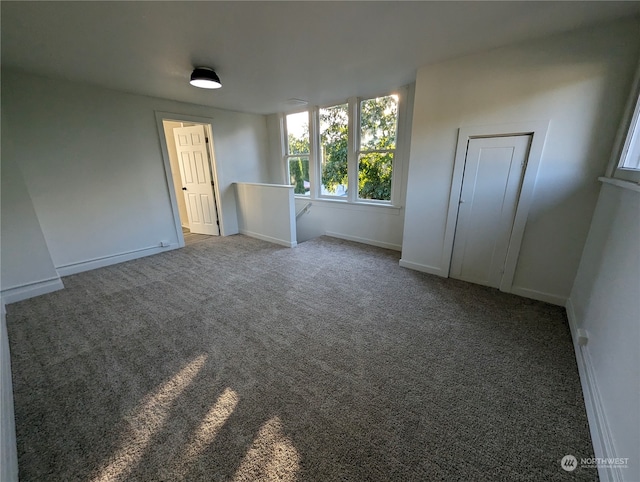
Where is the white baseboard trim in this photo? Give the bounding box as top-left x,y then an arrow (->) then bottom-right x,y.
239,229 -> 296,248
509,286 -> 566,306
56,245 -> 176,277
0,277 -> 65,305
1,306 -> 18,482
398,259 -> 443,276
566,299 -> 622,482
324,231 -> 402,252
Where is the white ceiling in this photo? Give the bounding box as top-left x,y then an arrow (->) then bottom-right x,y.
2,1 -> 639,115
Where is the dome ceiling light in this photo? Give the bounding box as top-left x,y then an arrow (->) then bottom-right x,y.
190,67 -> 222,89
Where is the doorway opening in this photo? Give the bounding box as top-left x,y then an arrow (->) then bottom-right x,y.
156,113 -> 224,247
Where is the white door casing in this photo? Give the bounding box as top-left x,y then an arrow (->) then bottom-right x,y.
450,135 -> 531,288
442,121 -> 549,293
173,125 -> 219,235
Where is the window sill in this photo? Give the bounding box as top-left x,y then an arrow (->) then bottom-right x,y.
598,176 -> 640,193
294,196 -> 403,213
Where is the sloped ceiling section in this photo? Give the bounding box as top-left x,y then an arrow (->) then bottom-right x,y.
2,1 -> 639,115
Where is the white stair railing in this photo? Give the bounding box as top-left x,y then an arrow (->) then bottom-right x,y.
295,202 -> 312,220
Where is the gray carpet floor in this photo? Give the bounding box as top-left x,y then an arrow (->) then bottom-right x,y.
182,227 -> 212,246
6,235 -> 597,481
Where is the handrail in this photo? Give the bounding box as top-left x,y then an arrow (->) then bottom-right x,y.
295,202 -> 312,219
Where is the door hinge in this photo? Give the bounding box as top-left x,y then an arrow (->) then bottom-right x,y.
205,137 -> 209,143
211,181 -> 214,186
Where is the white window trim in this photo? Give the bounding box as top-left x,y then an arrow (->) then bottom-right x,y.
599,176 -> 640,193
283,87 -> 408,208
308,107 -> 319,198
347,96 -> 359,203
606,57 -> 640,184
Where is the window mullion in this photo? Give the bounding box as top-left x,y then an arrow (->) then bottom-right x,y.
308,108 -> 319,199
390,87 -> 406,206
281,113 -> 289,184
347,96 -> 359,203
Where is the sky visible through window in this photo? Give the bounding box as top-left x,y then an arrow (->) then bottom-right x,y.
286,112 -> 308,142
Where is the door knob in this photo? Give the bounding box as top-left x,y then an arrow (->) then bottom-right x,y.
182,187 -> 187,191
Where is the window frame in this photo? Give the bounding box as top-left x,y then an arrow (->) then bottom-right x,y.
283,109 -> 312,197
356,94 -> 400,204
282,87 -> 407,207
607,58 -> 640,184
317,101 -> 351,200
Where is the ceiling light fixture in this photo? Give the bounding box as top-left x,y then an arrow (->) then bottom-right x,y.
190,67 -> 222,89
285,98 -> 308,106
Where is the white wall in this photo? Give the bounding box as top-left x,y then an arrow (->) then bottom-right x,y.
1,70 -> 270,275
567,181 -> 639,482
401,17 -> 640,304
236,183 -> 296,247
296,200 -> 404,250
162,120 -> 190,228
0,304 -> 18,482
1,305 -> 18,482
205,109 -> 270,235
0,153 -> 62,302
266,114 -> 285,184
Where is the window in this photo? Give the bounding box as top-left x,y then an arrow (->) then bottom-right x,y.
319,103 -> 348,197
615,92 -> 640,182
610,62 -> 640,183
622,125 -> 640,170
285,111 -> 310,196
283,90 -> 404,205
358,95 -> 398,201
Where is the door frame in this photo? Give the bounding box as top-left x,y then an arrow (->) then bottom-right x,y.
442,121 -> 549,293
155,111 -> 225,247
172,124 -> 220,236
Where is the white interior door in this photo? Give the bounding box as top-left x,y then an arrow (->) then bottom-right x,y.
450,135 -> 531,288
173,125 -> 219,235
